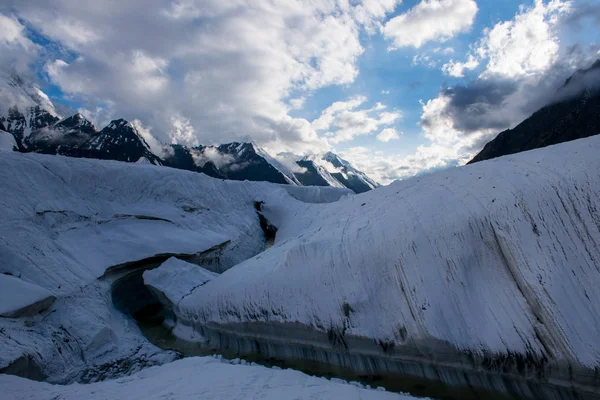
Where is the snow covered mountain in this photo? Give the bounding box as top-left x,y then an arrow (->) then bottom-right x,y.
292,152 -> 380,193
469,59 -> 600,163
162,142 -> 299,185
23,113 -> 97,154
0,128 -> 17,151
294,158 -> 347,188
321,151 -> 380,193
72,119 -> 162,164
0,73 -> 67,148
159,144 -> 227,178
160,142 -> 376,192
0,74 -> 376,191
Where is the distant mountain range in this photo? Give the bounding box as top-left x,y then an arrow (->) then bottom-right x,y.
469,59 -> 600,164
0,72 -> 378,194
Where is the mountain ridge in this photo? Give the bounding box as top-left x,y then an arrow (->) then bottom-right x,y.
0,74 -> 378,193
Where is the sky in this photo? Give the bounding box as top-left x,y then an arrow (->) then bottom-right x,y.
0,0 -> 598,184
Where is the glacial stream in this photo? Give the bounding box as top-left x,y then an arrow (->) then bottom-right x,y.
110,263 -> 600,400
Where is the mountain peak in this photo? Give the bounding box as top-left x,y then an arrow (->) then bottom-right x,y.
53,113 -> 96,135
106,118 -> 134,130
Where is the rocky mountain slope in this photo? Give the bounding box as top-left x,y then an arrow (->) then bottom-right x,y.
469,59 -> 600,163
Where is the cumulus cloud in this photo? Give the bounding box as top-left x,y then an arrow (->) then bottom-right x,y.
376,128 -> 401,142
442,55 -> 479,77
364,0 -> 597,182
477,0 -> 572,78
4,0 -> 400,155
0,13 -> 39,75
312,96 -> 402,144
383,0 -> 478,49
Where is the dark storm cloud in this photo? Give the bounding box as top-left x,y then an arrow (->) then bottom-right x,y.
424,55 -> 600,136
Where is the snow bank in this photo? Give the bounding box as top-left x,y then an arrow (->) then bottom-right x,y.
0,151 -> 347,382
0,274 -> 55,318
143,257 -> 217,308
0,130 -> 16,151
0,356 -> 418,400
176,136 -> 600,394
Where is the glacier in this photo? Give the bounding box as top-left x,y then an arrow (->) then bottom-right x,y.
0,151 -> 345,383
173,135 -> 600,398
1,135 -> 600,399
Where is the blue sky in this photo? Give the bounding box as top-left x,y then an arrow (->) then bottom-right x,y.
1,0 -> 598,183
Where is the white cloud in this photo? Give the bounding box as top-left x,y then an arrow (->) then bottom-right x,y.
132,119 -> 173,158
478,0 -> 572,78
376,127 -> 401,142
442,54 -> 479,77
382,0 -> 577,182
434,47 -> 455,54
169,115 -> 198,147
381,89 -> 390,94
383,0 -> 478,49
412,54 -> 438,68
6,0 -> 400,155
338,96 -> 490,184
312,96 -> 402,144
288,97 -> 306,110
446,0 -> 572,79
312,96 -> 368,132
0,13 -> 39,73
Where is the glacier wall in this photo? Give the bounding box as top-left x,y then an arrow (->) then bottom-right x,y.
176,136 -> 600,398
